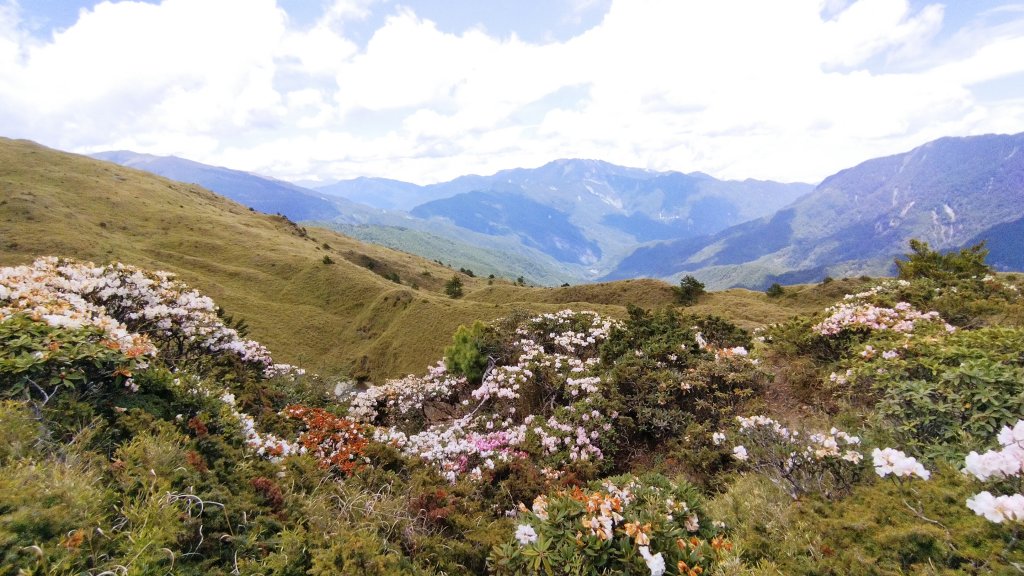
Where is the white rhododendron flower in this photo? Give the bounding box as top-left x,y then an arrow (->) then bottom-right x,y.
638,546 -> 666,576
872,448 -> 930,480
966,491 -> 1024,524
963,447 -> 1024,481
963,419 -> 1024,525
997,420 -> 1024,448
514,524 -> 538,546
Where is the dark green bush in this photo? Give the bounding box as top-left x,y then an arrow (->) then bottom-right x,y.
599,307 -> 766,447
676,275 -> 706,305
445,275 -> 464,298
896,239 -> 990,283
444,321 -> 495,383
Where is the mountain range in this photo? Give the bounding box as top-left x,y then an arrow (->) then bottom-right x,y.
605,132 -> 1024,288
400,159 -> 812,273
90,152 -> 813,283
89,132 -> 1024,289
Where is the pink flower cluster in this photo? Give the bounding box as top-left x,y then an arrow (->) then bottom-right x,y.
813,301 -> 949,336
356,310 -> 620,482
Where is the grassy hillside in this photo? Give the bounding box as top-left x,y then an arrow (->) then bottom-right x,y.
0,138 -> 548,380
323,221 -> 582,286
471,277 -> 873,331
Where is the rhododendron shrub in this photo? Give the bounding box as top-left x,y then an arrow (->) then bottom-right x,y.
0,258 -> 313,465
725,415 -> 865,500
355,310 -> 620,482
600,307 -> 768,449
0,257 -> 283,375
0,314 -> 150,405
353,308 -> 764,483
789,277 -> 1024,459
348,361 -> 465,428
489,473 -> 728,576
837,325 -> 1024,459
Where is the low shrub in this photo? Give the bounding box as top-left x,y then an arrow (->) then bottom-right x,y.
490,473 -> 728,576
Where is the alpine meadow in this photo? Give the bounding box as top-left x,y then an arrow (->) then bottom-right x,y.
3,1 -> 1024,575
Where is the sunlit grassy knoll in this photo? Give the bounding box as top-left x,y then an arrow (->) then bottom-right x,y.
688,277 -> 878,329
470,277 -> 878,333
469,278 -> 677,309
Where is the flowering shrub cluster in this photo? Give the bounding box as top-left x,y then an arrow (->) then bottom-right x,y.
354,310 -> 622,482
172,378 -> 303,460
801,278 -> 1024,461
490,473 -> 726,576
0,257 -> 156,358
600,307 -> 767,452
1,314 -> 149,401
0,257 -> 292,376
725,415 -> 864,500
812,300 -> 952,337
348,361 -> 464,425
832,324 -> 1024,458
0,258 -> 320,464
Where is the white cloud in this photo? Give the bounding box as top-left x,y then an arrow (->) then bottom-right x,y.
1,0 -> 1023,185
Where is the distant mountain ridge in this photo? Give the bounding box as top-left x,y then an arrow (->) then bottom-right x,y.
89,150 -> 587,284
338,158 -> 813,273
605,132 -> 1024,288
90,151 -> 355,222
95,151 -> 812,282
411,191 -> 604,264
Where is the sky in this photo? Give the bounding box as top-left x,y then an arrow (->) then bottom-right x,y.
2,0 -> 1024,186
